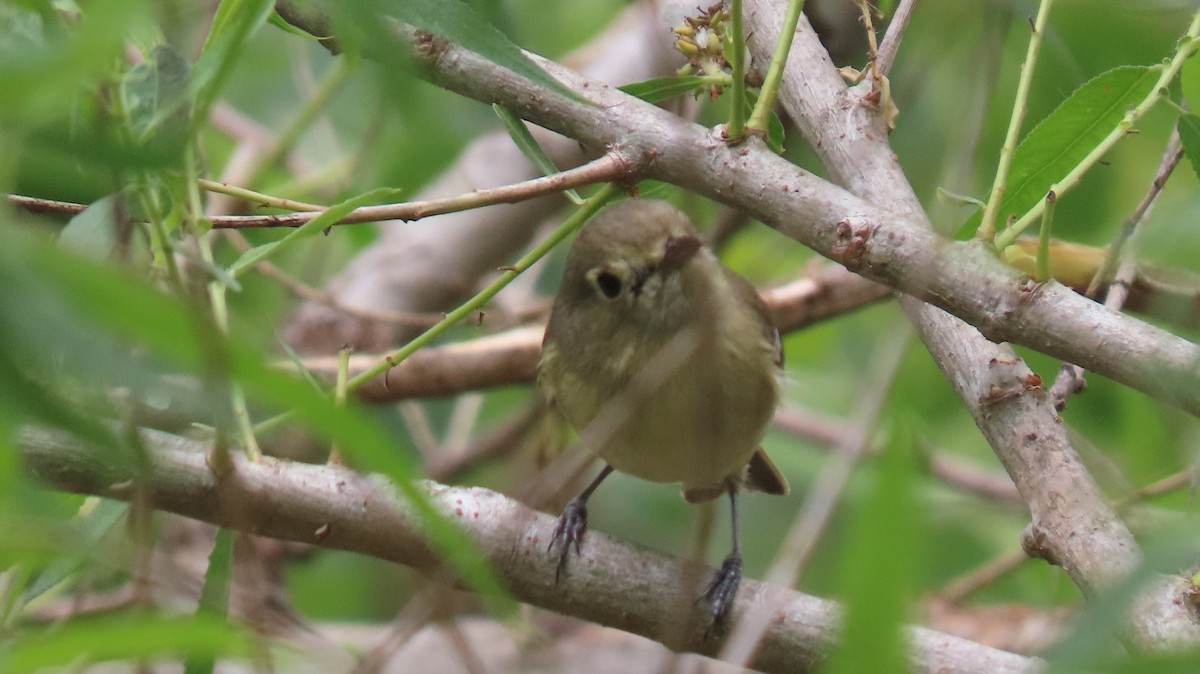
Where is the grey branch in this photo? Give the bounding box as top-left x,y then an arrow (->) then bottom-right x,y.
741,0 -> 1198,650
282,3 -> 683,354
308,7 -> 1200,417
18,425 -> 1043,674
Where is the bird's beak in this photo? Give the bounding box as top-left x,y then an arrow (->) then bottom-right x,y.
659,234 -> 702,273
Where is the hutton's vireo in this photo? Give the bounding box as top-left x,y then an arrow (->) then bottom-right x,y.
539,198 -> 787,627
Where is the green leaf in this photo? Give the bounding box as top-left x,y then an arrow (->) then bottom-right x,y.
183,527 -> 233,674
121,44 -> 192,152
1176,113 -> 1200,182
1181,45 -> 1200,115
824,423 -> 923,674
268,9 -> 326,40
492,104 -> 583,205
937,186 -> 986,209
227,187 -> 401,276
192,0 -> 274,122
59,194 -> 119,258
619,75 -> 709,102
961,65 -> 1160,238
1,612 -> 252,673
745,88 -> 785,154
22,499 -> 128,602
387,0 -> 583,103
3,228 -> 515,618
0,0 -> 148,121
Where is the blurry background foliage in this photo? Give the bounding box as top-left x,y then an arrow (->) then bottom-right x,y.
0,0 -> 1198,671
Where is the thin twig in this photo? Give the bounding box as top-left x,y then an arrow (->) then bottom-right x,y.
939,549 -> 1030,605
426,400 -> 547,482
997,12 -> 1200,247
7,152 -> 632,231
1087,130 -> 1185,303
773,406 -> 1022,503
876,0 -> 918,75
978,0 -> 1056,241
1116,466 -> 1198,509
1050,129 -> 1185,410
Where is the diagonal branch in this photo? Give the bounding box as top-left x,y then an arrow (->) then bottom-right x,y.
17,425 -> 1043,674
272,7 -> 1200,418
742,0 -> 1197,650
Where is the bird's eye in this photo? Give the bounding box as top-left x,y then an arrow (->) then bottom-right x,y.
595,271 -> 623,299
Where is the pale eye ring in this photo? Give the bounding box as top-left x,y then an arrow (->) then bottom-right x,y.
595,271 -> 622,299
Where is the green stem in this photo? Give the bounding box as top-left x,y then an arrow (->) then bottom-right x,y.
1036,190 -> 1056,282
184,148 -> 262,461
995,10 -> 1200,249
725,0 -> 747,141
328,345 -> 351,465
138,186 -> 186,292
747,0 -> 806,133
253,183 -> 621,437
198,178 -> 324,212
247,55 -> 355,185
978,0 -> 1056,242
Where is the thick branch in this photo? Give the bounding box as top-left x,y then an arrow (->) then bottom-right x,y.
741,0 -> 1197,649
18,425 -> 1042,674
303,11 -> 1200,417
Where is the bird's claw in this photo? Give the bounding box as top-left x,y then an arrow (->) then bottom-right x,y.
700,552 -> 742,638
549,498 -> 588,583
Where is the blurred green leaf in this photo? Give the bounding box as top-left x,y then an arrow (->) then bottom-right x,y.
619,75 -> 709,102
2,227 -> 515,617
1,612 -> 252,673
825,423 -> 922,674
492,104 -> 583,204
184,527 -> 233,674
59,193 -> 120,258
268,9 -> 326,40
0,0 -> 148,120
122,44 -> 192,153
0,4 -> 48,57
193,0 -> 274,122
960,66 -> 1160,238
1181,44 -> 1200,114
22,499 -> 127,602
1176,113 -> 1200,181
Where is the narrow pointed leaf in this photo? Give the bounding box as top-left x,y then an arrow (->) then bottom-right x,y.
960,66 -> 1159,238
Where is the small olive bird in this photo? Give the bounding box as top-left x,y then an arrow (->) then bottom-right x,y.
538,198 -> 787,627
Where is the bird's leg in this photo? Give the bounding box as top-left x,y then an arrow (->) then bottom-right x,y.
549,464 -> 614,583
702,483 -> 743,633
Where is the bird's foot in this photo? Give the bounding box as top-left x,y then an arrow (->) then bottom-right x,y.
548,497 -> 588,583
700,551 -> 742,638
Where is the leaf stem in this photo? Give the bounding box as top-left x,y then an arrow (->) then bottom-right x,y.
185,146 -> 262,461
1036,190 -> 1056,282
198,178 -> 324,212
747,0 -> 806,133
995,11 -> 1200,249
977,0 -> 1055,242
328,345 -> 351,465
725,0 -> 748,141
